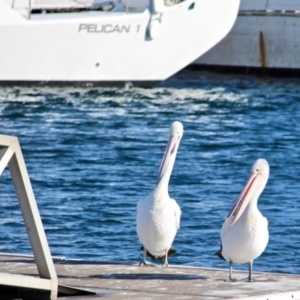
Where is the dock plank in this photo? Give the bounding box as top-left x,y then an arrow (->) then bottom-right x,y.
0,256 -> 299,299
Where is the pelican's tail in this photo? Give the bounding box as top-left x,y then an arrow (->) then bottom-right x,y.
214,244 -> 225,261
214,249 -> 225,260
141,246 -> 177,260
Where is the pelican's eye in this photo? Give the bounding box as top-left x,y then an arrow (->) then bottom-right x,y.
255,168 -> 260,172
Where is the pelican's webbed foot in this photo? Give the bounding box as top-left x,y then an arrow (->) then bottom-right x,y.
139,261 -> 155,267
139,246 -> 155,266
225,276 -> 237,282
241,275 -> 256,282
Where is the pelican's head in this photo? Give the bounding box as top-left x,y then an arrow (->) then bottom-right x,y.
251,158 -> 269,179
156,121 -> 184,185
228,158 -> 270,225
170,121 -> 184,139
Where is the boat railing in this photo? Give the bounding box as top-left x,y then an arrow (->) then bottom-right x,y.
9,0 -> 184,19
10,0 -> 119,19
239,9 -> 300,16
240,0 -> 300,12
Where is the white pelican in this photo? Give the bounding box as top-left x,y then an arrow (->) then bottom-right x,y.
136,121 -> 183,267
216,158 -> 269,281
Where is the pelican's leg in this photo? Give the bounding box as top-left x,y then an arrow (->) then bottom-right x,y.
161,248 -> 169,267
248,261 -> 253,282
241,261 -> 254,282
225,261 -> 236,282
139,247 -> 154,266
240,261 -> 254,282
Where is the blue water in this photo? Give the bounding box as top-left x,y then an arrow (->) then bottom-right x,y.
0,71 -> 300,275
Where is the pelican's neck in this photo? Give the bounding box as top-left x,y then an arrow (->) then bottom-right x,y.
153,151 -> 177,203
152,185 -> 169,203
243,182 -> 266,217
244,196 -> 259,217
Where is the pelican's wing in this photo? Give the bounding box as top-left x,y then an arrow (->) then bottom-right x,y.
220,215 -> 234,241
136,197 -> 145,226
171,198 -> 182,230
137,197 -> 142,209
137,195 -> 147,210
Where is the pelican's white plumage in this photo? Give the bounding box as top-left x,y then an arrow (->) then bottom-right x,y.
136,121 -> 183,266
217,159 -> 269,281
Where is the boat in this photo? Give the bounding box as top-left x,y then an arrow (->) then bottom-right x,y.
193,0 -> 300,75
0,0 -> 239,86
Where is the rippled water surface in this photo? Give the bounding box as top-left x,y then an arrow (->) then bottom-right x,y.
0,71 -> 300,275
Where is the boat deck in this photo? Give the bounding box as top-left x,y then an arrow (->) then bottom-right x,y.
1,255 -> 300,299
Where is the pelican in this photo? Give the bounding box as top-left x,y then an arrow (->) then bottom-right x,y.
136,121 -> 183,267
216,158 -> 269,282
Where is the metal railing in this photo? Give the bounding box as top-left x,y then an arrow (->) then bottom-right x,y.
0,134 -> 95,299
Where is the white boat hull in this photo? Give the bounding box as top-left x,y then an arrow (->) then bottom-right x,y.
0,0 -> 240,85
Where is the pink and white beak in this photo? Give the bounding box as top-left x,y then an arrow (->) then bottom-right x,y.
156,134 -> 180,185
227,173 -> 264,225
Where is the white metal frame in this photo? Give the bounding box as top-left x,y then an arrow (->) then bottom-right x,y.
0,134 -> 94,299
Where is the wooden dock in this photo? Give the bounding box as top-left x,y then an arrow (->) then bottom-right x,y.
1,255 -> 300,300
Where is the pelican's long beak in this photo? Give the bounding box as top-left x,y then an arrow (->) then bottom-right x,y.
228,173 -> 264,225
156,134 -> 179,185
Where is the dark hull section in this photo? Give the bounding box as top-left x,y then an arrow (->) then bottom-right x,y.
0,80 -> 159,88
188,64 -> 300,77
